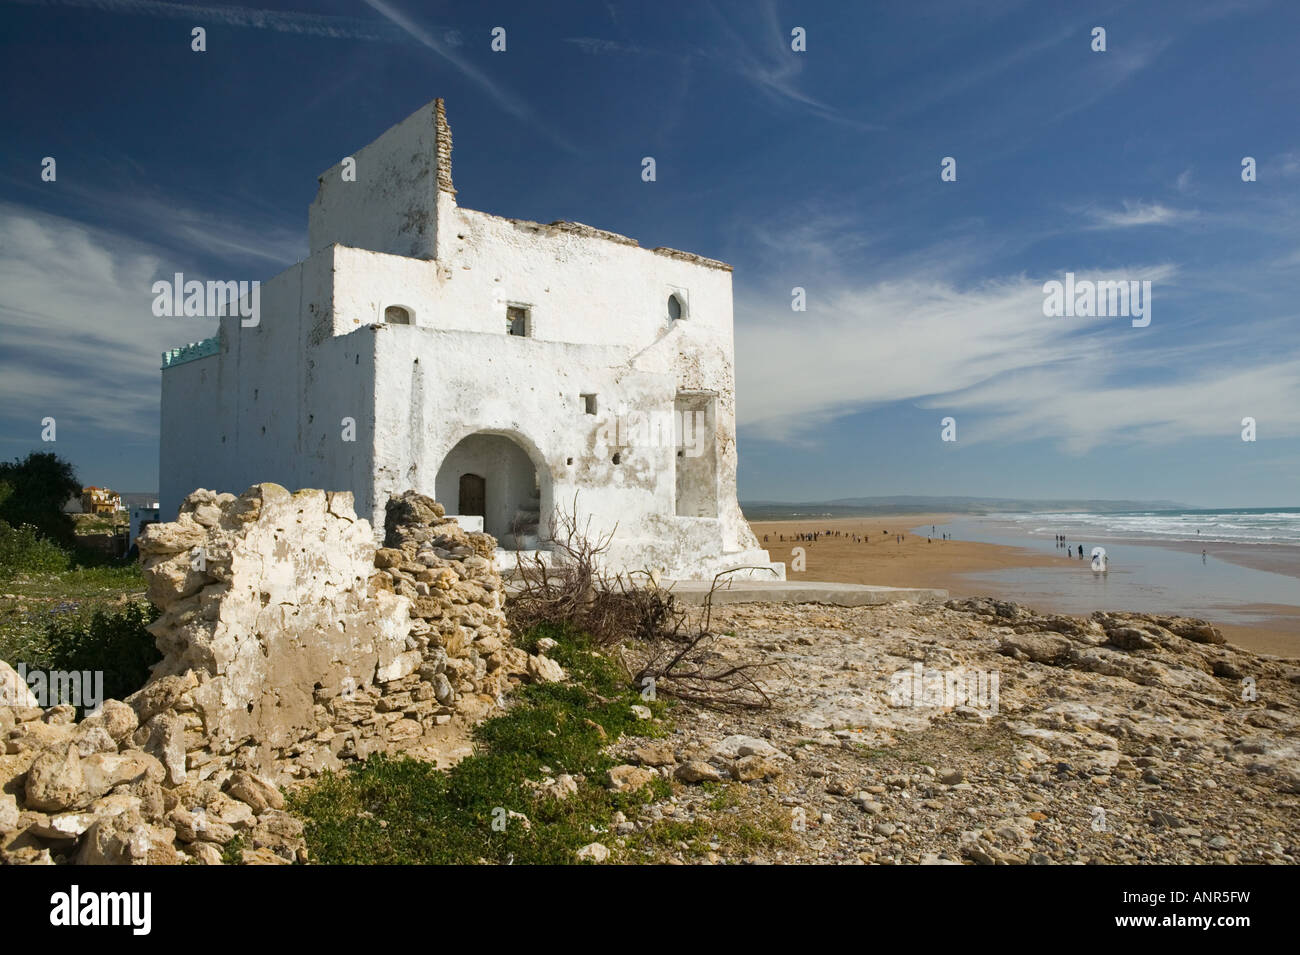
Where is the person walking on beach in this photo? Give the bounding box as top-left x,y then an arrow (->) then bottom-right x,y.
1202,549 -> 1207,564
1078,545 -> 1084,559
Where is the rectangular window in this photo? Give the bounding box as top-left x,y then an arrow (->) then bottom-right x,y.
507,306 -> 529,336
580,394 -> 597,415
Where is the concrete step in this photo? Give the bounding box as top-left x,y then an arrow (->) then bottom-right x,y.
662,579 -> 947,607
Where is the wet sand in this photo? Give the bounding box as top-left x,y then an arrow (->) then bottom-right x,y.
749,514 -> 1300,659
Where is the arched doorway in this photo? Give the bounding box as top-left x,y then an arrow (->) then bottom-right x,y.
435,432 -> 547,549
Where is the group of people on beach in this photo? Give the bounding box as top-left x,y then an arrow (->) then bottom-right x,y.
1055,534 -> 1086,559
768,529 -> 876,543
762,527 -> 952,545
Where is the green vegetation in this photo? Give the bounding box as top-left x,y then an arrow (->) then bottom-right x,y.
290,624 -> 674,864
623,804 -> 795,859
0,564 -> 147,676
0,520 -> 71,579
0,452 -> 80,550
0,451 -> 152,695
220,835 -> 247,866
72,512 -> 128,535
43,601 -> 161,707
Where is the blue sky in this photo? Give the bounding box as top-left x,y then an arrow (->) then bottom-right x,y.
1,0 -> 1298,507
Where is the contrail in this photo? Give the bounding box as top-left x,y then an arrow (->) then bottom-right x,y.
361,0 -> 578,154
4,0 -> 461,45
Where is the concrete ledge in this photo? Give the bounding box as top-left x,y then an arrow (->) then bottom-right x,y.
664,579 -> 948,607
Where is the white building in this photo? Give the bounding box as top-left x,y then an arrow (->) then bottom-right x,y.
159,98 -> 781,580
128,503 -> 159,549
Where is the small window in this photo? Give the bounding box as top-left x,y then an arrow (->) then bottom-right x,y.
507,305 -> 530,336
385,305 -> 412,325
581,393 -> 597,415
667,292 -> 686,321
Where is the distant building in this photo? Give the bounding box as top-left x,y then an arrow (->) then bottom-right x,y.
81,486 -> 122,515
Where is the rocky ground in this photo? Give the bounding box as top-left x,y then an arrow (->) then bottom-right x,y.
601,597 -> 1300,864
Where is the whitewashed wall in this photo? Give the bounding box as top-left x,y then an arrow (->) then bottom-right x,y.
161,96 -> 778,579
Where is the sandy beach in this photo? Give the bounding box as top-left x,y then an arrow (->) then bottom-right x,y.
749,514 -> 1300,658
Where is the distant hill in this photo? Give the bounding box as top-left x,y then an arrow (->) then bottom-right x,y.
740,495 -> 1190,519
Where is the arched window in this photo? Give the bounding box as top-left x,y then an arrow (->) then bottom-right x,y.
384,305 -> 412,325
667,292 -> 687,321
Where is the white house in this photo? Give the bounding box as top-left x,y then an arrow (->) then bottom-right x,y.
159,98 -> 781,580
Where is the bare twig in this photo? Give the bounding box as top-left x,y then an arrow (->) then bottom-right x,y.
503,498 -> 773,710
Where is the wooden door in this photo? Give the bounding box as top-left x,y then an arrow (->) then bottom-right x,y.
459,473 -> 485,517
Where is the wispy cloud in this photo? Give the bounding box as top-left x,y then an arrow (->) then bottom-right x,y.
930,358 -> 1300,454
0,204 -> 218,438
1083,200 -> 1193,229
0,169 -> 306,270
734,211 -> 1300,454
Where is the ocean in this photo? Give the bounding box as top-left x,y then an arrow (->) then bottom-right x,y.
1008,508 -> 1300,547
925,509 -> 1300,634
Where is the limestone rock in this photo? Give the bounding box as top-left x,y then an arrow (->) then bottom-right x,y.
0,752 -> 37,796
23,745 -> 85,812
82,699 -> 138,744
731,754 -> 782,782
0,661 -> 38,708
605,764 -> 655,793
998,633 -> 1073,665
0,793 -> 19,832
675,760 -> 723,784
186,841 -> 224,865
242,847 -> 292,865
576,842 -> 609,863
527,654 -> 565,684
632,742 -> 677,767
223,771 -> 285,813
140,713 -> 187,786
72,725 -> 118,757
77,811 -> 179,865
80,751 -> 165,799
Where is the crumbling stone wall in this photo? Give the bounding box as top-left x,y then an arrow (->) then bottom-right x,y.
0,484 -> 563,865
135,484 -> 539,780
139,484 -> 413,769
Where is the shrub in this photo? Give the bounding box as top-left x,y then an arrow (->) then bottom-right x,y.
0,452 -> 81,549
43,601 -> 161,704
0,519 -> 70,578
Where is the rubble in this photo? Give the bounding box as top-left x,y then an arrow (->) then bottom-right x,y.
0,484 -> 553,865
608,597 -> 1300,864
